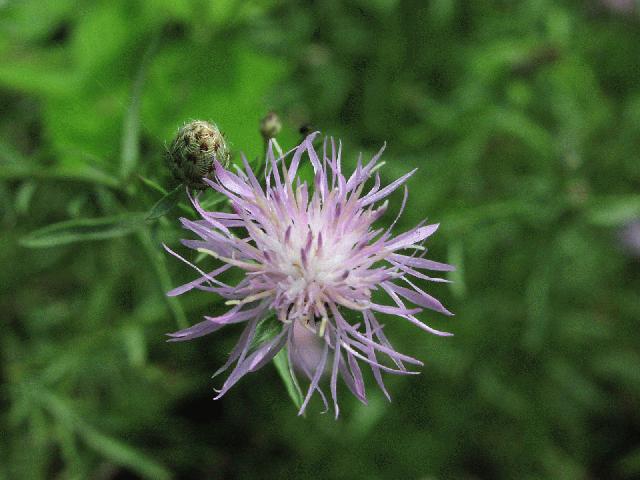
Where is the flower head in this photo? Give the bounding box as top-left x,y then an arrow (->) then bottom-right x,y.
166,120 -> 230,190
166,133 -> 454,416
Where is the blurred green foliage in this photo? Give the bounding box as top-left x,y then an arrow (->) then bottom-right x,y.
2,0 -> 640,478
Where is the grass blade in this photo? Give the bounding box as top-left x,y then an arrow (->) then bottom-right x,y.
21,213 -> 146,248
120,32 -> 160,180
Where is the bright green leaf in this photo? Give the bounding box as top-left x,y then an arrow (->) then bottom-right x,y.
273,348 -> 304,411
448,240 -> 466,299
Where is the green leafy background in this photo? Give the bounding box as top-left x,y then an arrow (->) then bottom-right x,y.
2,0 -> 640,478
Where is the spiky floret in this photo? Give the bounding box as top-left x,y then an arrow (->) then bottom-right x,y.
166,133 -> 454,416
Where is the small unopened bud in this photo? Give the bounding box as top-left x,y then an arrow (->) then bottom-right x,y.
166,120 -> 230,190
260,112 -> 282,140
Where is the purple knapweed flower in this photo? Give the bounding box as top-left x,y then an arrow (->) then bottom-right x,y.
165,133 -> 454,416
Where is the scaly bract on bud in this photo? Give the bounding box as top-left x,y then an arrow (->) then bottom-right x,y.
166,120 -> 230,190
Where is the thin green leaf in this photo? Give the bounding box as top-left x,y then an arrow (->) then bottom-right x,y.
198,193 -> 229,210
39,390 -> 171,480
146,184 -> 184,220
194,250 -> 209,263
21,213 -> 146,248
0,57 -> 77,96
138,175 -> 168,195
586,195 -> 640,227
251,314 -> 280,348
120,31 -> 160,180
80,427 -> 171,480
522,257 -> 552,353
14,181 -> 37,216
273,348 -> 304,410
448,240 -> 466,298
0,163 -> 121,189
122,325 -> 147,367
53,421 -> 83,477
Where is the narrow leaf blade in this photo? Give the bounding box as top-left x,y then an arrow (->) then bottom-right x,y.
21,213 -> 145,248
273,348 -> 304,410
146,184 -> 184,220
138,175 -> 168,195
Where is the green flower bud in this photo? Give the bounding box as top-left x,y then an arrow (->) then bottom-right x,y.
166,120 -> 230,190
260,112 -> 282,140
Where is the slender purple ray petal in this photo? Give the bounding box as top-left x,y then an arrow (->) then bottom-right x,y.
389,260 -> 450,283
364,311 -> 391,401
385,224 -> 439,251
385,282 -> 454,316
390,253 -> 456,272
167,303 -> 268,342
214,327 -> 288,399
167,263 -> 233,297
298,341 -> 329,415
359,168 -> 417,207
212,316 -> 260,378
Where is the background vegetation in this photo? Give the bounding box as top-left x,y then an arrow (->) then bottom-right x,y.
2,0 -> 639,478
